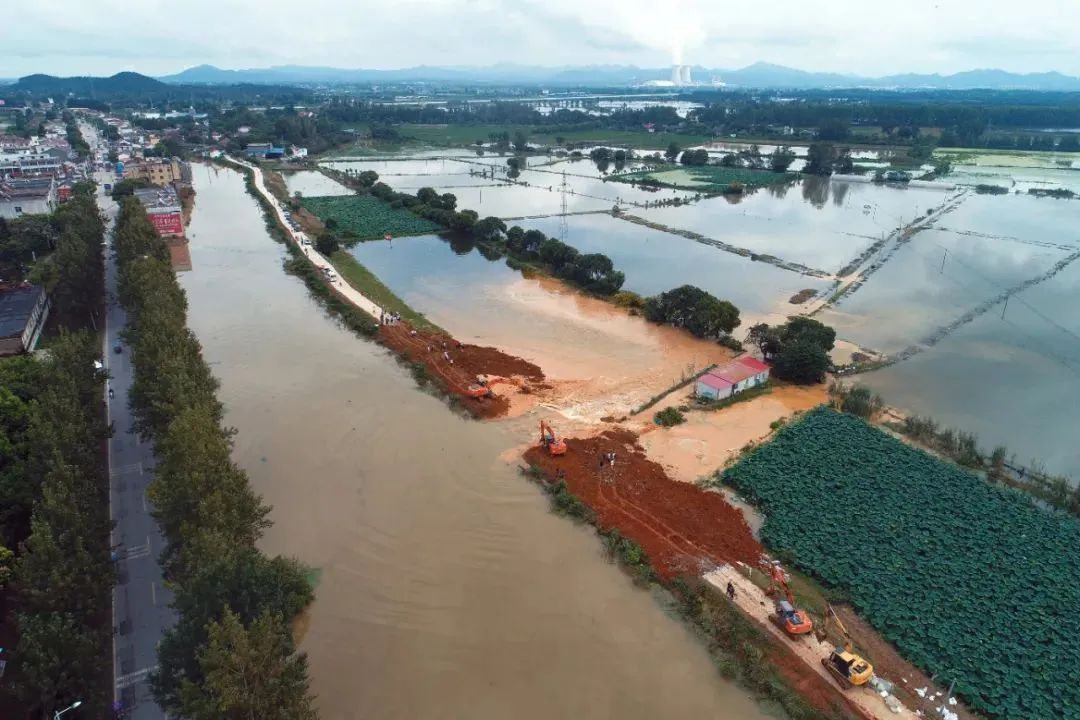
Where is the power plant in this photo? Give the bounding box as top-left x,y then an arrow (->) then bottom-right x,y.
670,64 -> 692,86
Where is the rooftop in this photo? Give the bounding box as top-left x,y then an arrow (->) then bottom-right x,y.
0,285 -> 46,339
708,355 -> 770,385
134,186 -> 180,210
0,177 -> 55,200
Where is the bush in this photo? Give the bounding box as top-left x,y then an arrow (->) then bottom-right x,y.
654,407 -> 687,427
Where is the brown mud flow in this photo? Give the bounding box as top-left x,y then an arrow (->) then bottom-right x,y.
378,321 -> 546,418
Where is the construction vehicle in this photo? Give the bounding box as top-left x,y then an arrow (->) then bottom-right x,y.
763,561 -> 813,637
466,375 -> 520,399
819,604 -> 874,688
538,420 -> 567,456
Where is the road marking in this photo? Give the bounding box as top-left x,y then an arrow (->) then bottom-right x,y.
110,462 -> 143,477
151,582 -> 157,606
142,492 -> 148,512
115,666 -> 158,689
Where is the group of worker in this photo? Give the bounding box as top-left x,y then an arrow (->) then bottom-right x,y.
380,311 -> 402,325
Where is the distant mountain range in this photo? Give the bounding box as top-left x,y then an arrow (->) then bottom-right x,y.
7,63 -> 1079,95
157,61 -> 1080,90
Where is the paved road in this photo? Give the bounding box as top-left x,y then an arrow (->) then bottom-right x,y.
225,156 -> 384,319
86,122 -> 174,719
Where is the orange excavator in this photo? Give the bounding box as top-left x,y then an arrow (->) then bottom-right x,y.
763,561 -> 814,637
538,420 -> 567,456
466,375 -> 520,399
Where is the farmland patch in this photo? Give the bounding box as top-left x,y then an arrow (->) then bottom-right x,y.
300,194 -> 441,240
722,406 -> 1080,719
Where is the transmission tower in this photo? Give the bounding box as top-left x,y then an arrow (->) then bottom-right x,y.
558,172 -> 569,242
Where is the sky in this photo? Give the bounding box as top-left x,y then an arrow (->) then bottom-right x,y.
3,0 -> 1079,78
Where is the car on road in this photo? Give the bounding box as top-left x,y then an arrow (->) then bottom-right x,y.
113,344 -> 122,354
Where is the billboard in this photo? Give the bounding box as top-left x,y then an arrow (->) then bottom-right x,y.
149,211 -> 183,236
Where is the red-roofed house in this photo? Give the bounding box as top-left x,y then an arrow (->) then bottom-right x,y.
695,356 -> 770,400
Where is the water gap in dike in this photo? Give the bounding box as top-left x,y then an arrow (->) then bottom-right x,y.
179,164 -> 773,720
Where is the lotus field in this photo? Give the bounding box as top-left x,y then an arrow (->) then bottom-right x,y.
301,195 -> 441,240
722,407 -> 1080,719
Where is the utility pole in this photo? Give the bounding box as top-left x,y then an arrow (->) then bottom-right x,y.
1001,295 -> 1009,319
558,171 -> 569,242
940,248 -> 948,274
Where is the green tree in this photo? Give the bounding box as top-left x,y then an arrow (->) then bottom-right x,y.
177,610 -> 317,720
769,146 -> 797,172
665,142 -> 680,162
644,285 -> 740,340
804,142 -> 837,176
513,130 -> 528,152
772,338 -> 830,384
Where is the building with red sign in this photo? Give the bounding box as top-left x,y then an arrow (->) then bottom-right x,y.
134,186 -> 184,237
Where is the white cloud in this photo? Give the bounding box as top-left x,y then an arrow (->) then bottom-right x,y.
1,0 -> 1077,77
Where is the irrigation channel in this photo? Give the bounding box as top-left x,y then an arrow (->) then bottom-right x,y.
180,163 -> 775,719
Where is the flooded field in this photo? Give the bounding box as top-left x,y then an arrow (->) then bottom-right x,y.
635,178 -> 951,273
349,233 -> 733,420
516,213 -> 828,316
284,170 -> 354,196
859,256 -> 1080,477
180,164 -> 773,720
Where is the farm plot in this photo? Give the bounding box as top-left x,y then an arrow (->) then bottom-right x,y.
722,406 -> 1080,720
612,166 -> 791,193
300,195 -> 441,240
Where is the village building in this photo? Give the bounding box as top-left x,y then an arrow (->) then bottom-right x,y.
695,356 -> 771,401
0,177 -> 57,218
0,284 -> 50,355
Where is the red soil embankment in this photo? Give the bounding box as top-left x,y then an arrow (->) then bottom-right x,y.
525,430 -> 866,718
379,322 -> 546,418
524,428 -> 761,578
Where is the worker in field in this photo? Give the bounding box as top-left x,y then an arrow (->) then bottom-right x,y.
727,581 -> 736,601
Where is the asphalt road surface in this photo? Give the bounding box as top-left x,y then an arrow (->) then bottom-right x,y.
93,152 -> 175,720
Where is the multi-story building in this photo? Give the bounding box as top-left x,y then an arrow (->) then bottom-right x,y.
124,157 -> 188,186
0,177 -> 57,218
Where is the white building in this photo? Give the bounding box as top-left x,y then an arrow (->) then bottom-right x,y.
695,356 -> 770,401
0,177 -> 57,218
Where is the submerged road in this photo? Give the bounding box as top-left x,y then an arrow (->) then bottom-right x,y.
89,135 -> 175,718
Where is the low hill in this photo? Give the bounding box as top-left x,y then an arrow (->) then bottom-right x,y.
12,71 -> 168,96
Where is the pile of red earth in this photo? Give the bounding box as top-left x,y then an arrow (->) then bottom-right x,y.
524,428 -> 762,578
380,322 -> 545,418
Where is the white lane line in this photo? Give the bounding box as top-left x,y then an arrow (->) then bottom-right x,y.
115,666 -> 158,689
151,582 -> 157,607
142,492 -> 148,512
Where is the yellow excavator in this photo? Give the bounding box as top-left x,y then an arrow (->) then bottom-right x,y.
818,604 -> 874,688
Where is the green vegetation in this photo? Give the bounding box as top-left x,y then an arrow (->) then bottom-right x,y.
0,187 -> 110,718
653,407 -> 686,427
746,318 -> 835,384
722,407 -> 1080,719
543,481 -> 594,523
488,223 -> 626,296
644,285 -> 740,341
328,250 -> 441,332
612,165 -> 789,194
974,183 -> 1009,195
112,199 -> 318,719
300,194 -> 440,240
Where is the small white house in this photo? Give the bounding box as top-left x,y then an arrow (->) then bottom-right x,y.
696,356 -> 770,401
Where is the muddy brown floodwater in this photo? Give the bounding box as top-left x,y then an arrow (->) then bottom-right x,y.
179,164 -> 773,720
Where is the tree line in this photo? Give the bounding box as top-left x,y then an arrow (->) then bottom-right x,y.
0,183 -> 111,717
112,198 -> 318,719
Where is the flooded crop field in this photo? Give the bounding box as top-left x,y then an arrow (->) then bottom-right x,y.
634,178 -> 952,273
